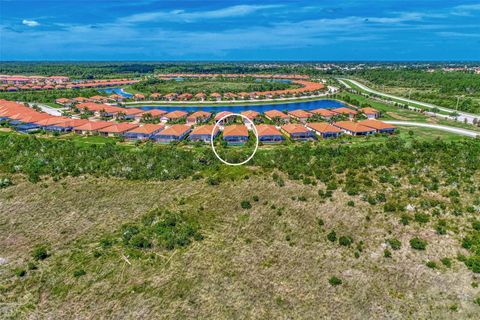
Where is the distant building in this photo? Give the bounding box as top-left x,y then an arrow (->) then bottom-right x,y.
305,122 -> 342,138
281,123 -> 315,140
333,121 -> 376,136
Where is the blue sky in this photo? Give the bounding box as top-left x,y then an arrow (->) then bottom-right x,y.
1,0 -> 480,61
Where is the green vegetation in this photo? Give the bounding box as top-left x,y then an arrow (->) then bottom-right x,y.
0,88 -> 107,104
328,276 -> 342,286
131,77 -> 299,95
410,238 -> 428,251
352,69 -> 480,114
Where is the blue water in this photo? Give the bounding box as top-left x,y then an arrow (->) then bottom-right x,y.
98,87 -> 133,98
138,99 -> 345,113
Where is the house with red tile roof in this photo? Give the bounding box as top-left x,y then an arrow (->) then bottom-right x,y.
256,124 -> 285,144
162,110 -> 188,123
73,97 -> 89,103
98,123 -> 139,137
150,93 -> 162,100
124,124 -> 165,140
53,119 -> 90,132
310,108 -> 336,120
358,120 -> 396,133
223,124 -> 249,145
186,111 -> 211,125
288,109 -> 313,123
121,108 -> 144,120
141,109 -> 166,120
306,122 -> 342,138
151,124 -> 191,143
281,123 -> 315,140
214,111 -> 234,125
333,121 -> 376,136
73,121 -> 113,135
55,98 -> 72,107
264,109 -> 289,123
332,107 -> 358,119
360,107 -> 380,119
210,92 -> 222,101
164,93 -> 177,101
188,124 -> 219,142
88,95 -> 108,103
194,92 -> 206,101
178,93 -> 193,101
134,93 -> 145,101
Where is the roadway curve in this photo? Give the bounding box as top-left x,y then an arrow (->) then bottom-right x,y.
385,121 -> 479,138
340,78 -> 480,124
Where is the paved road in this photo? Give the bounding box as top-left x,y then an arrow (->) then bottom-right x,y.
29,103 -> 64,116
340,78 -> 479,124
385,121 -> 479,138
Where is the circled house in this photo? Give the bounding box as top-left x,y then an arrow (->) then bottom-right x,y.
188,124 -> 220,143
288,109 -> 313,123
123,124 -> 165,140
223,124 -> 249,145
358,120 -> 396,134
281,123 -> 316,141
151,124 -> 191,143
264,109 -> 289,123
97,123 -> 139,137
305,122 -> 342,139
333,121 -> 376,136
256,124 -> 285,144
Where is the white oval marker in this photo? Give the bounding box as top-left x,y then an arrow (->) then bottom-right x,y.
210,113 -> 259,166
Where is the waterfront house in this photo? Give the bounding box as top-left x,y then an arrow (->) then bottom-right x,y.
264,109 -> 289,123
164,93 -> 178,101
310,108 -> 336,120
122,108 -> 144,120
188,124 -> 219,142
281,123 -> 315,140
333,121 -> 376,136
194,92 -> 206,101
210,92 -> 222,101
141,109 -> 167,121
150,93 -> 162,100
358,120 -> 396,133
256,124 -> 285,144
223,124 -> 249,145
151,124 -> 191,143
186,111 -> 212,125
162,110 -> 188,123
360,107 -> 380,119
332,107 -> 358,119
123,124 -> 164,140
133,93 -> 145,101
305,122 -> 342,138
214,111 -> 234,125
288,109 -> 313,123
178,93 -> 193,101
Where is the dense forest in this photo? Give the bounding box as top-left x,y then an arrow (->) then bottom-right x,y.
0,89 -> 107,104
0,62 -> 318,79
352,69 -> 480,113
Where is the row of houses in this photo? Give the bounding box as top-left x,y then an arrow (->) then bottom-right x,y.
0,79 -> 138,92
1,99 -> 394,144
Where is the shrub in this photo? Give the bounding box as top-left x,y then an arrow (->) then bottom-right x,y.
32,246 -> 49,261
15,268 -> 26,277
347,200 -> 355,207
472,220 -> 480,231
426,261 -> 437,269
400,214 -> 411,226
410,237 -> 428,250
465,255 -> 480,273
384,249 -> 392,258
207,176 -> 220,185
388,238 -> 402,250
317,218 -> 324,227
73,269 -> 86,277
241,200 -> 252,209
327,231 -> 337,242
328,276 -> 342,286
414,212 -> 430,224
474,297 -> 480,306
436,220 -> 447,235
339,236 -> 353,246
252,195 -> 259,202
441,258 -> 452,268
0,177 -> 13,189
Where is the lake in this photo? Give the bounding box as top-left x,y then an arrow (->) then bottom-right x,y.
138,99 -> 345,113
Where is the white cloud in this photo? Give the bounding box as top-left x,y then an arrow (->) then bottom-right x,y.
22,19 -> 39,27
452,4 -> 480,16
123,4 -> 283,23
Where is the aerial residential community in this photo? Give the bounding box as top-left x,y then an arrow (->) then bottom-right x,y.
1,1 -> 480,320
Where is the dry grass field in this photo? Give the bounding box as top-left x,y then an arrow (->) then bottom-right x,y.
1,171 -> 479,319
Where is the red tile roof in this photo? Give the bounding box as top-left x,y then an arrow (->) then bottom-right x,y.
306,122 -> 342,133
143,109 -> 166,117
127,124 -> 164,134
156,124 -> 190,136
164,110 -> 188,119
288,109 -> 313,119
98,123 -> 139,133
281,123 -> 309,134
223,125 -> 248,137
333,121 -> 375,133
332,107 -> 358,115
214,111 -> 233,121
264,109 -> 288,119
74,121 -> 113,131
310,108 -> 336,117
360,107 -> 379,115
358,120 -> 395,130
256,124 -> 282,136
241,110 -> 260,120
190,124 -> 218,136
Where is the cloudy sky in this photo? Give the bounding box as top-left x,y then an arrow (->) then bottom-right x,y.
1,0 -> 480,61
